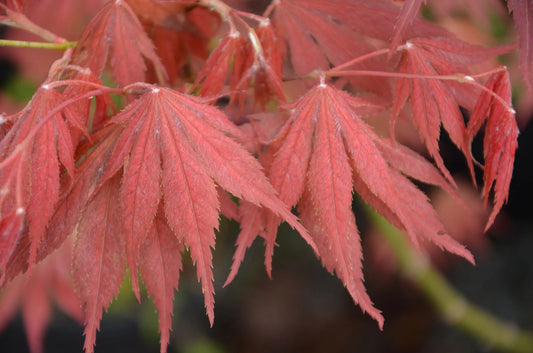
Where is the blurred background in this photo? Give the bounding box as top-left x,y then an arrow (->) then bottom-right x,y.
1,0 -> 533,352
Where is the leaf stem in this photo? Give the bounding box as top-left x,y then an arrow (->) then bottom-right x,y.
329,47 -> 392,72
325,69 -> 514,114
194,0 -> 232,20
0,85 -> 123,171
263,0 -> 279,18
366,206 -> 533,353
193,0 -> 238,36
0,39 -> 76,50
234,9 -> 269,25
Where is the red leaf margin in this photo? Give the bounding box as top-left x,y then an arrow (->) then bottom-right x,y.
68,85 -> 317,353
467,70 -> 519,229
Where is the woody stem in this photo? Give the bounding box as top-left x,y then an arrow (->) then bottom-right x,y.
0,39 -> 76,50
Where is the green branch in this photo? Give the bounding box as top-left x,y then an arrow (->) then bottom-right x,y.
0,39 -> 76,50
367,207 -> 533,353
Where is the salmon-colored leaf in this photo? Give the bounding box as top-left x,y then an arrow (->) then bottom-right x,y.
0,239 -> 82,353
392,39 -> 503,181
375,138 -> 464,205
0,210 -> 24,270
391,0 -> 425,52
224,200 -> 266,287
195,33 -> 239,97
74,175 -> 126,353
467,71 -> 518,228
89,85 -> 314,332
0,86 -> 82,276
72,0 -> 166,87
508,0 -> 533,91
21,269 -> 51,353
1,0 -> 32,11
259,83 -> 475,327
272,0 -> 376,76
139,206 -> 183,353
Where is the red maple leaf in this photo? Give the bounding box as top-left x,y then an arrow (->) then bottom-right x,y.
195,32 -> 245,98
138,205 -> 184,352
507,0 -> 533,91
467,71 -> 518,229
0,126 -> 125,287
0,85 -> 84,277
270,0 -> 450,79
390,0 -> 425,52
66,85 -> 316,353
73,174 -> 125,353
234,82 -> 475,328
195,19 -> 285,108
0,239 -> 83,353
71,0 -> 167,87
271,0 -> 377,76
392,38 -> 510,182
131,3 -> 221,85
0,0 -> 32,11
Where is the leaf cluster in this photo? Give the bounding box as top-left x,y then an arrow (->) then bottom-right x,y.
0,1 -> 521,352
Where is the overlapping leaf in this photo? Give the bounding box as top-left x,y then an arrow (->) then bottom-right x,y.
72,0 -> 166,87
0,86 -> 83,278
73,174 -> 125,353
271,0 -> 378,76
467,71 -> 518,228
139,206 -> 184,352
196,21 -> 285,107
0,127 -> 124,286
507,0 -> 533,91
236,83 -> 474,328
390,0 -> 425,52
0,239 -> 82,353
70,85 -> 315,353
392,38 -> 512,182
271,0 -> 449,78
195,32 -> 241,98
0,0 -> 32,11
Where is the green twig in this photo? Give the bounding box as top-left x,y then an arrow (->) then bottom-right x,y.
367,206 -> 533,353
0,39 -> 76,50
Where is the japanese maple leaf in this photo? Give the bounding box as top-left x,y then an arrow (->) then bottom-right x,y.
0,0 -> 32,11
73,174 -> 126,353
392,38 -> 511,182
271,0 -> 378,76
390,0 -> 507,43
196,23 -> 285,108
467,71 -> 518,229
507,0 -> 533,91
0,126 -> 130,353
256,19 -> 283,80
242,83 -> 474,328
138,204 -> 184,353
72,0 -> 167,87
0,238 -> 83,353
0,123 -> 125,288
195,32 -> 242,98
430,0 -> 507,28
270,0 -> 449,78
0,85 -> 85,277
390,0 -> 425,52
224,150 -> 278,284
60,67 -> 114,135
71,85 -> 315,353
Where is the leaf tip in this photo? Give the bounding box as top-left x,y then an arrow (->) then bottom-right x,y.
377,315 -> 385,331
